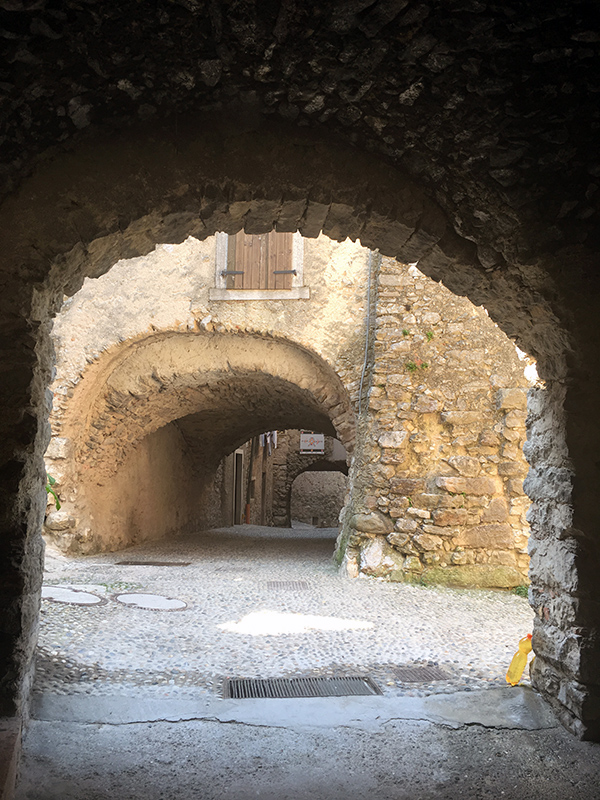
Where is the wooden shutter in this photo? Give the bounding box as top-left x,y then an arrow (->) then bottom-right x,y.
227,231 -> 294,290
267,231 -> 294,290
226,232 -> 241,289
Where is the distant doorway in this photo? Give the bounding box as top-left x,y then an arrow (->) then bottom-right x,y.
233,450 -> 244,525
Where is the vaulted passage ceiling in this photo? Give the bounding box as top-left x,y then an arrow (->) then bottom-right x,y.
2,1 -> 598,271
62,331 -> 354,481
174,373 -> 337,469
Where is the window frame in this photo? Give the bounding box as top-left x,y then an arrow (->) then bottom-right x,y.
209,231 -> 309,300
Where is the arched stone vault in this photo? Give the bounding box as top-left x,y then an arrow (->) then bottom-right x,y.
50,329 -> 355,553
1,2 -> 599,741
268,430 -> 349,529
0,108 -> 589,741
64,330 -> 355,468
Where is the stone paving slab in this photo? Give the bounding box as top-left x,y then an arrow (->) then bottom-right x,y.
36,525 -> 535,699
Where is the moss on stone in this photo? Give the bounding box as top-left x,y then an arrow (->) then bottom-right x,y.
420,564 -> 523,589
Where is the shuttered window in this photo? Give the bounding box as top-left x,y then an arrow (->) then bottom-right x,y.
225,231 -> 294,290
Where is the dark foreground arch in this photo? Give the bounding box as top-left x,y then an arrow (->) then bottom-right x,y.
0,109 -> 597,741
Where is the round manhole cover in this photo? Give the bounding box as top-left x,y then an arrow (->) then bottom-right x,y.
114,593 -> 187,610
42,586 -> 104,606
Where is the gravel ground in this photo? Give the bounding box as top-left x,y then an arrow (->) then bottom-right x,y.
36,524 -> 534,699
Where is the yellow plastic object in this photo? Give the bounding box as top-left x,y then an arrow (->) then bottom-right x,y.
506,633 -> 533,686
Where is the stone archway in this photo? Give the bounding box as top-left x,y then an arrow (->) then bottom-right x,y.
0,113 -> 595,741
46,329 -> 356,554
269,430 -> 349,528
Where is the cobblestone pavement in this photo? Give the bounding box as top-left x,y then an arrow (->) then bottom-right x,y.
36,524 -> 534,699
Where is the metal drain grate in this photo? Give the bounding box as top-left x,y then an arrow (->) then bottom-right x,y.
390,665 -> 451,683
116,561 -> 191,567
223,676 -> 382,699
266,580 -> 311,591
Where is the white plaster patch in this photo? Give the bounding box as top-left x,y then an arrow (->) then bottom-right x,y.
115,593 -> 187,610
42,586 -> 103,605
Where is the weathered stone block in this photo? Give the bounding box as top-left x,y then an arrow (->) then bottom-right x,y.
359,537 -> 404,577
389,340 -> 411,354
379,274 -> 407,287
44,511 -> 76,531
503,447 -> 523,467
387,532 -> 410,549
432,508 -> 468,526
390,478 -> 425,495
350,512 -> 394,535
498,460 -> 525,476
389,500 -> 410,516
496,388 -> 528,410
412,394 -> 442,413
436,476 -> 497,495
378,430 -> 407,448
393,517 -> 418,532
412,493 -> 463,509
359,538 -> 385,575
482,498 -> 509,522
457,523 -> 514,549
422,524 -> 457,537
413,533 -> 443,551
406,507 -> 430,519
488,550 -> 518,566
403,555 -> 424,573
45,436 -> 71,460
504,409 -> 527,428
508,478 -> 526,496
447,455 -> 480,477
479,429 -> 500,446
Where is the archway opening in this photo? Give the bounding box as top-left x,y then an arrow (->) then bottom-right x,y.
36,229 -> 538,722
0,112 -> 589,749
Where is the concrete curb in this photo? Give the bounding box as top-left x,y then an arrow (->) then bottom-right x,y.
32,686 -> 558,733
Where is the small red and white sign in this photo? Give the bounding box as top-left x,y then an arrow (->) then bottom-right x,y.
300,431 -> 325,454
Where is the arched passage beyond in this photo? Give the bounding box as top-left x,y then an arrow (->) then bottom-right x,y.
291,470 -> 349,529
0,112 -> 596,742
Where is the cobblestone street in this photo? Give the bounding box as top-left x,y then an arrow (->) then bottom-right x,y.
36,524 -> 534,699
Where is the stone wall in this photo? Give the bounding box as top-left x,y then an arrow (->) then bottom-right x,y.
337,257 -> 533,588
46,422 -> 217,554
291,472 -> 349,528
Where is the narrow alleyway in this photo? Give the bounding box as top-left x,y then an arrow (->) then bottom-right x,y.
16,526 -> 600,799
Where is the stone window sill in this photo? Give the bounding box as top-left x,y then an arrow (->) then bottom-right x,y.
209,287 -> 310,301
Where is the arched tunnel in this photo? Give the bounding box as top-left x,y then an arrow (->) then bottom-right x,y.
51,329 -> 355,554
